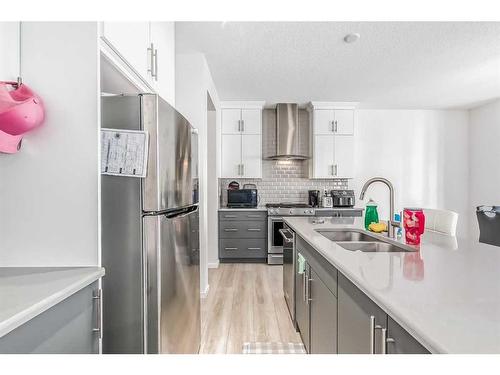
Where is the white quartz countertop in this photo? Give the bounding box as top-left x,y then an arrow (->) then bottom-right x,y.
0,267 -> 105,338
218,206 -> 364,211
284,217 -> 500,354
218,206 -> 268,211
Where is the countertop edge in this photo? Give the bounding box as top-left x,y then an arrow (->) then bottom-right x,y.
283,219 -> 443,354
0,267 -> 105,339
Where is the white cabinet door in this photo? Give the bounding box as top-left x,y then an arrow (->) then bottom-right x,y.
313,135 -> 335,178
313,109 -> 335,135
221,134 -> 242,178
334,136 -> 354,178
150,22 -> 175,105
221,109 -> 242,134
241,109 -> 262,135
334,110 -> 354,135
102,22 -> 150,79
241,134 -> 262,178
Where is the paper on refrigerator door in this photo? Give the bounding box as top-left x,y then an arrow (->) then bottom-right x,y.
101,128 -> 149,178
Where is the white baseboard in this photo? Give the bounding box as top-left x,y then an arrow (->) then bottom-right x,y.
207,260 -> 220,269
200,284 -> 210,299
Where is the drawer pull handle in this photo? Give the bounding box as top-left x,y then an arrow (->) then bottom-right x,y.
224,228 -> 238,232
92,289 -> 102,338
224,215 -> 237,218
247,228 -> 261,232
247,215 -> 261,218
225,247 -> 238,251
247,247 -> 261,250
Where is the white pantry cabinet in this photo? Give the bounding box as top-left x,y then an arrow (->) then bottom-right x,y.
308,102 -> 358,179
220,102 -> 264,178
101,22 -> 175,105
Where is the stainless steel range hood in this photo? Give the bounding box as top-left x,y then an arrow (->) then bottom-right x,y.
268,103 -> 309,160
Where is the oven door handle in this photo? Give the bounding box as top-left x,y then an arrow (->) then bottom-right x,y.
279,229 -> 294,243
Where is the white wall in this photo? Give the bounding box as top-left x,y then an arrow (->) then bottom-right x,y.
175,51 -> 220,294
468,99 -> 500,238
0,22 -> 100,266
351,109 -> 470,236
0,22 -> 19,81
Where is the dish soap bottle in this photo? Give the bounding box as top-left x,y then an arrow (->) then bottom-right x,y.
364,198 -> 379,230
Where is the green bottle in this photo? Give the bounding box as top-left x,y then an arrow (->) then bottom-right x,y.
364,199 -> 379,230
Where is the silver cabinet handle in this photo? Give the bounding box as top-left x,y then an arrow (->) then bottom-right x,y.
247,247 -> 261,250
247,228 -> 261,232
237,164 -> 241,176
383,331 -> 395,354
241,119 -> 245,132
224,247 -> 238,251
330,165 -> 335,176
247,214 -> 261,218
147,43 -> 155,78
93,289 -> 102,338
224,228 -> 238,232
334,120 -> 338,133
153,48 -> 158,80
237,119 -> 242,132
334,164 -> 338,176
303,268 -> 307,302
369,315 -> 383,354
224,215 -> 237,218
331,120 -> 335,132
241,164 -> 245,176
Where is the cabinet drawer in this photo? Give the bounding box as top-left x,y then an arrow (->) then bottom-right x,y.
219,239 -> 267,259
219,211 -> 267,221
219,220 -> 267,239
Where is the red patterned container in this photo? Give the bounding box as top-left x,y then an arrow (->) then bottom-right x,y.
403,208 -> 426,245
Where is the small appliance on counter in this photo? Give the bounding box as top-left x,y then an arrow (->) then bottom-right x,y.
227,188 -> 258,208
308,190 -> 320,207
332,190 -> 355,207
321,189 -> 333,208
227,181 -> 240,190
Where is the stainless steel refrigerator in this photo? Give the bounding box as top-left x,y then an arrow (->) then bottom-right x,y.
101,94 -> 200,354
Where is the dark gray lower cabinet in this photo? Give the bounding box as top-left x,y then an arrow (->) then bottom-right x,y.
0,282 -> 100,354
295,255 -> 310,353
309,268 -> 337,354
386,316 -> 430,354
337,273 -> 387,354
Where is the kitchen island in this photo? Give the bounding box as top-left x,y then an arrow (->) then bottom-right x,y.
284,216 -> 500,354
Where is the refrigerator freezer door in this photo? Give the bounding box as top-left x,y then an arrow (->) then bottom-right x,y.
157,206 -> 200,353
142,95 -> 195,212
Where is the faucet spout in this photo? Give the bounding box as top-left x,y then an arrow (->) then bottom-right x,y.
359,177 -> 399,238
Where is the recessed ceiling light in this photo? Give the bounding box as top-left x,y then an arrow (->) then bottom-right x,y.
344,33 -> 360,44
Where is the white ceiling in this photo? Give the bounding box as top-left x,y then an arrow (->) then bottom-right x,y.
176,22 -> 500,109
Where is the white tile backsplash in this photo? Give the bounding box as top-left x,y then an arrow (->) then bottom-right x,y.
219,108 -> 348,206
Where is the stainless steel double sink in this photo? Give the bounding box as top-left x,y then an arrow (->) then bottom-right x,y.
315,229 -> 414,253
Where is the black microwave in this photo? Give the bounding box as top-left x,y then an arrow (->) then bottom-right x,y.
227,189 -> 258,208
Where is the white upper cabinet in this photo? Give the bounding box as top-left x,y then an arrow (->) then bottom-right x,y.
314,109 -> 335,135
313,135 -> 335,178
101,22 -> 150,79
222,109 -> 243,134
241,134 -> 262,178
308,102 -> 358,179
221,134 -> 242,178
149,22 -> 175,105
220,102 -> 264,178
101,22 -> 176,105
334,109 -> 354,135
334,136 -> 355,178
241,109 -> 262,135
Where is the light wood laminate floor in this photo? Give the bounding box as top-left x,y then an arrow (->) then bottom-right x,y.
200,263 -> 302,354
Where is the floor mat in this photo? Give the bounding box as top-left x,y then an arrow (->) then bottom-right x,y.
242,342 -> 306,354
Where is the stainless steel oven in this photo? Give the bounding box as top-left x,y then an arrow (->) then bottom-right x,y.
266,204 -> 315,265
